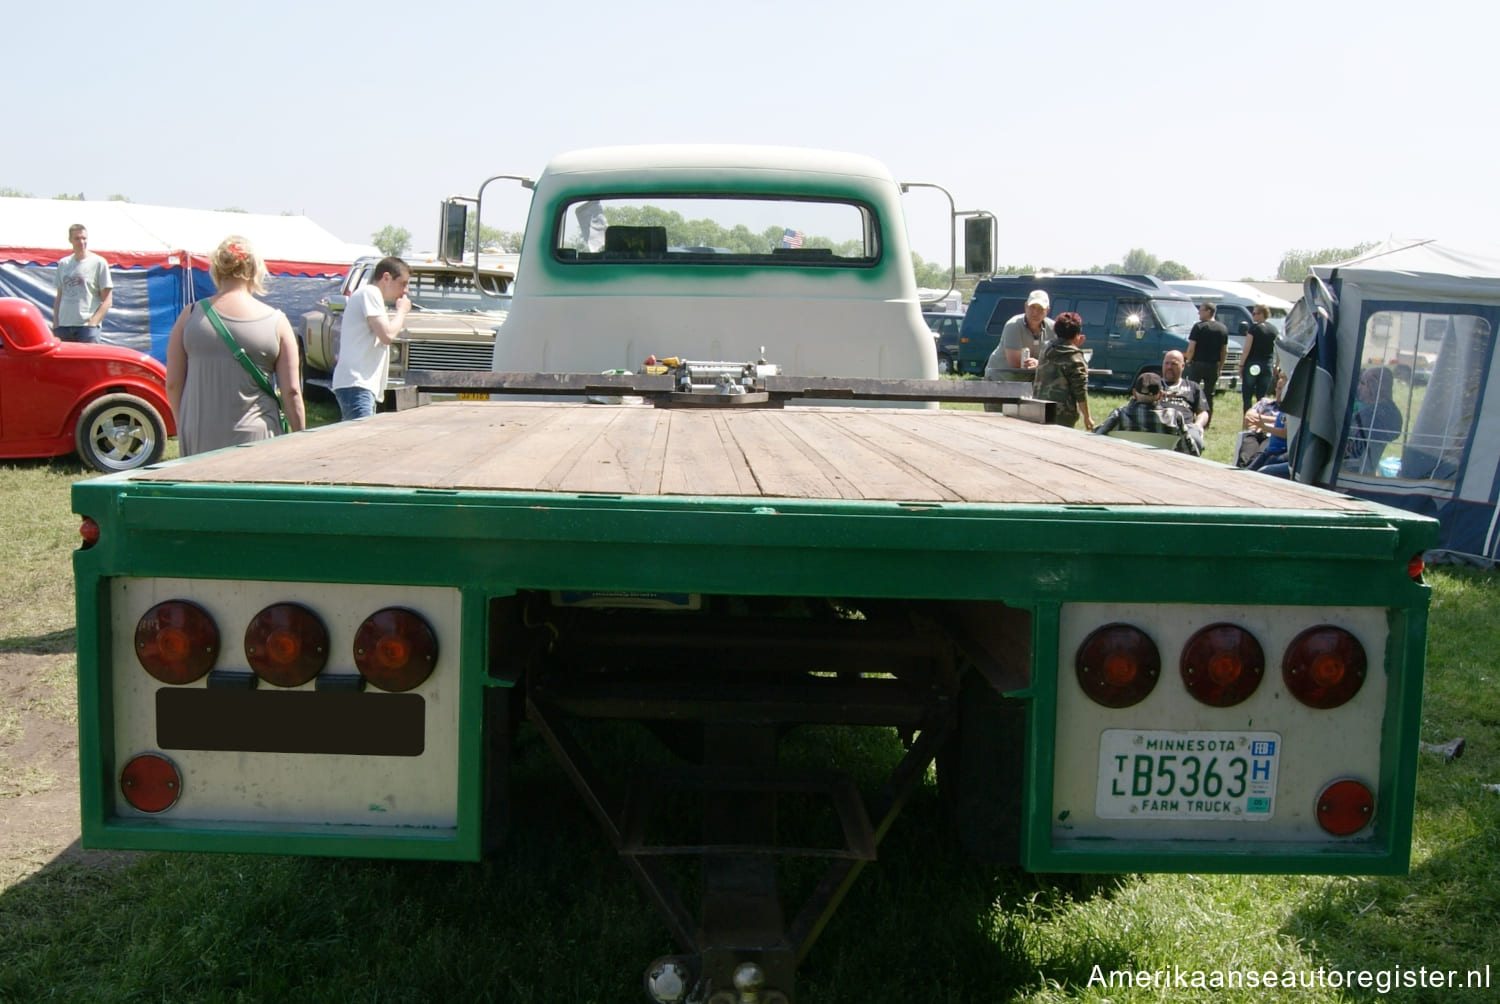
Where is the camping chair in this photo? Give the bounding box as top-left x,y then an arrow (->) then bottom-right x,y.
1107,429 -> 1183,450
1235,430 -> 1267,468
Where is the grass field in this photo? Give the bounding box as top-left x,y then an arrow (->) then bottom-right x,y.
1,399 -> 1496,1003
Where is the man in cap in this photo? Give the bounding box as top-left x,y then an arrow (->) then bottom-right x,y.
1093,371 -> 1199,455
984,289 -> 1053,378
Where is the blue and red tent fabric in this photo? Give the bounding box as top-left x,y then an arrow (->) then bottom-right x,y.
0,197 -> 375,360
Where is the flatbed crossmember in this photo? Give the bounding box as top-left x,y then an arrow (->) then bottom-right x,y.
403,368 -> 1050,416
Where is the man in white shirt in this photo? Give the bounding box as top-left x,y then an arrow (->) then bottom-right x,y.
331,258 -> 411,420
53,224 -> 113,342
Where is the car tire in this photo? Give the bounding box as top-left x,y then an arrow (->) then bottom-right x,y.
938,354 -> 954,374
73,393 -> 168,473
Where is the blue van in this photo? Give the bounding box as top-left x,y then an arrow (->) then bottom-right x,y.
956,274 -> 1208,392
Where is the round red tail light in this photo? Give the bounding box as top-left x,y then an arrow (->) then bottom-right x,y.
1181,623 -> 1264,707
244,603 -> 330,687
120,753 -> 182,813
353,607 -> 438,692
79,517 -> 100,548
135,600 -> 220,684
1316,778 -> 1375,836
1076,624 -> 1161,708
1283,626 -> 1366,709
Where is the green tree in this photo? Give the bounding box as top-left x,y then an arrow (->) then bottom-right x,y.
372,225 -> 412,257
912,253 -> 953,290
0,186 -> 33,198
989,250 -> 1198,279
218,206 -> 248,213
1120,248 -> 1159,274
1276,242 -> 1377,282
107,194 -> 133,202
1154,260 -> 1195,280
466,221 -> 523,254
54,192 -> 85,201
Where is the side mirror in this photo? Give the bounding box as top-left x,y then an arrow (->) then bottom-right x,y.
1239,320 -> 1251,334
963,217 -> 993,276
439,201 -> 468,263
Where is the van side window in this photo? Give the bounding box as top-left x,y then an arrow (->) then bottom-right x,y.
985,298 -> 1027,335
1115,300 -> 1147,331
1075,299 -> 1109,330
1218,306 -> 1251,332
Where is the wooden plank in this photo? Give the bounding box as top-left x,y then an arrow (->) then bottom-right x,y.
455,406 -> 626,492
719,412 -> 866,500
129,402 -> 1372,513
658,411 -> 761,497
549,408 -> 670,495
847,412 -> 1078,505
745,412 -> 963,502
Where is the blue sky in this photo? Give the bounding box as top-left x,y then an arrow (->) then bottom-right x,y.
10,0 -> 1492,279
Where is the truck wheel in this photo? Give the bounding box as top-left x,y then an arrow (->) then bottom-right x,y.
938,354 -> 954,374
936,670 -> 1026,864
74,393 -> 167,473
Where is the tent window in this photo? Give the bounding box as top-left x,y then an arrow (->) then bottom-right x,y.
1345,310 -> 1492,487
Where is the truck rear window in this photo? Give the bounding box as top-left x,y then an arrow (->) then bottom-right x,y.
553,195 -> 880,266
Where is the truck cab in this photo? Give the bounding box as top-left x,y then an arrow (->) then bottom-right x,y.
479,146 -> 939,381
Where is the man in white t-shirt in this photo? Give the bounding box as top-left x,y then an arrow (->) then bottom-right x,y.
53,224 -> 114,342
331,257 -> 411,420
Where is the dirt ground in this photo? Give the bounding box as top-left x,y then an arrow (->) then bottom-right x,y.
0,651 -> 134,889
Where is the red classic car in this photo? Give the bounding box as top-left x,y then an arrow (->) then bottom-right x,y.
0,297 -> 175,472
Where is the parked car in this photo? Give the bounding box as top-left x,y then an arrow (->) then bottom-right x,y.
922,310 -> 965,373
300,254 -> 516,406
0,297 -> 174,471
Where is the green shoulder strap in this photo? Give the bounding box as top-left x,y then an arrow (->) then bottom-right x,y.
200,302 -> 290,434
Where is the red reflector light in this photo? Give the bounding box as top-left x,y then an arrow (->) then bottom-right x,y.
120,753 -> 182,813
135,601 -> 220,684
1283,626 -> 1367,709
1076,624 -> 1161,708
1316,778 -> 1375,836
353,607 -> 438,692
244,603 -> 330,687
1180,623 -> 1264,707
79,517 -> 100,548
1407,553 -> 1425,579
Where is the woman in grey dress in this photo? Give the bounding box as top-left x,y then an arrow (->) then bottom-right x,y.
165,235 -> 306,456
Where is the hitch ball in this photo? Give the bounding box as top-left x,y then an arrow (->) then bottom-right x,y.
645,957 -> 691,1003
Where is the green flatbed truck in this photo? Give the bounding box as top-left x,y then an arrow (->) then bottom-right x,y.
74,146 -> 1439,1004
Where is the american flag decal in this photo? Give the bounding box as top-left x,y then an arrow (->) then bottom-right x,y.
780,228 -> 805,248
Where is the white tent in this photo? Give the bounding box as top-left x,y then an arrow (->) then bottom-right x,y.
1281,238 -> 1500,564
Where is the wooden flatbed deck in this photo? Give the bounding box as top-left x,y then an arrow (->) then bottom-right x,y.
129,402 -> 1366,512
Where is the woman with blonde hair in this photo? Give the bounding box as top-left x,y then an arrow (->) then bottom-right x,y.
166,235 -> 305,456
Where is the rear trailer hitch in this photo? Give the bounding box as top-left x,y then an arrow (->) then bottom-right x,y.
525,687 -> 954,1004
646,957 -> 789,1004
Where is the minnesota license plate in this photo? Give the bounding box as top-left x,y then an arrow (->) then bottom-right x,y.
1095,730 -> 1280,820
